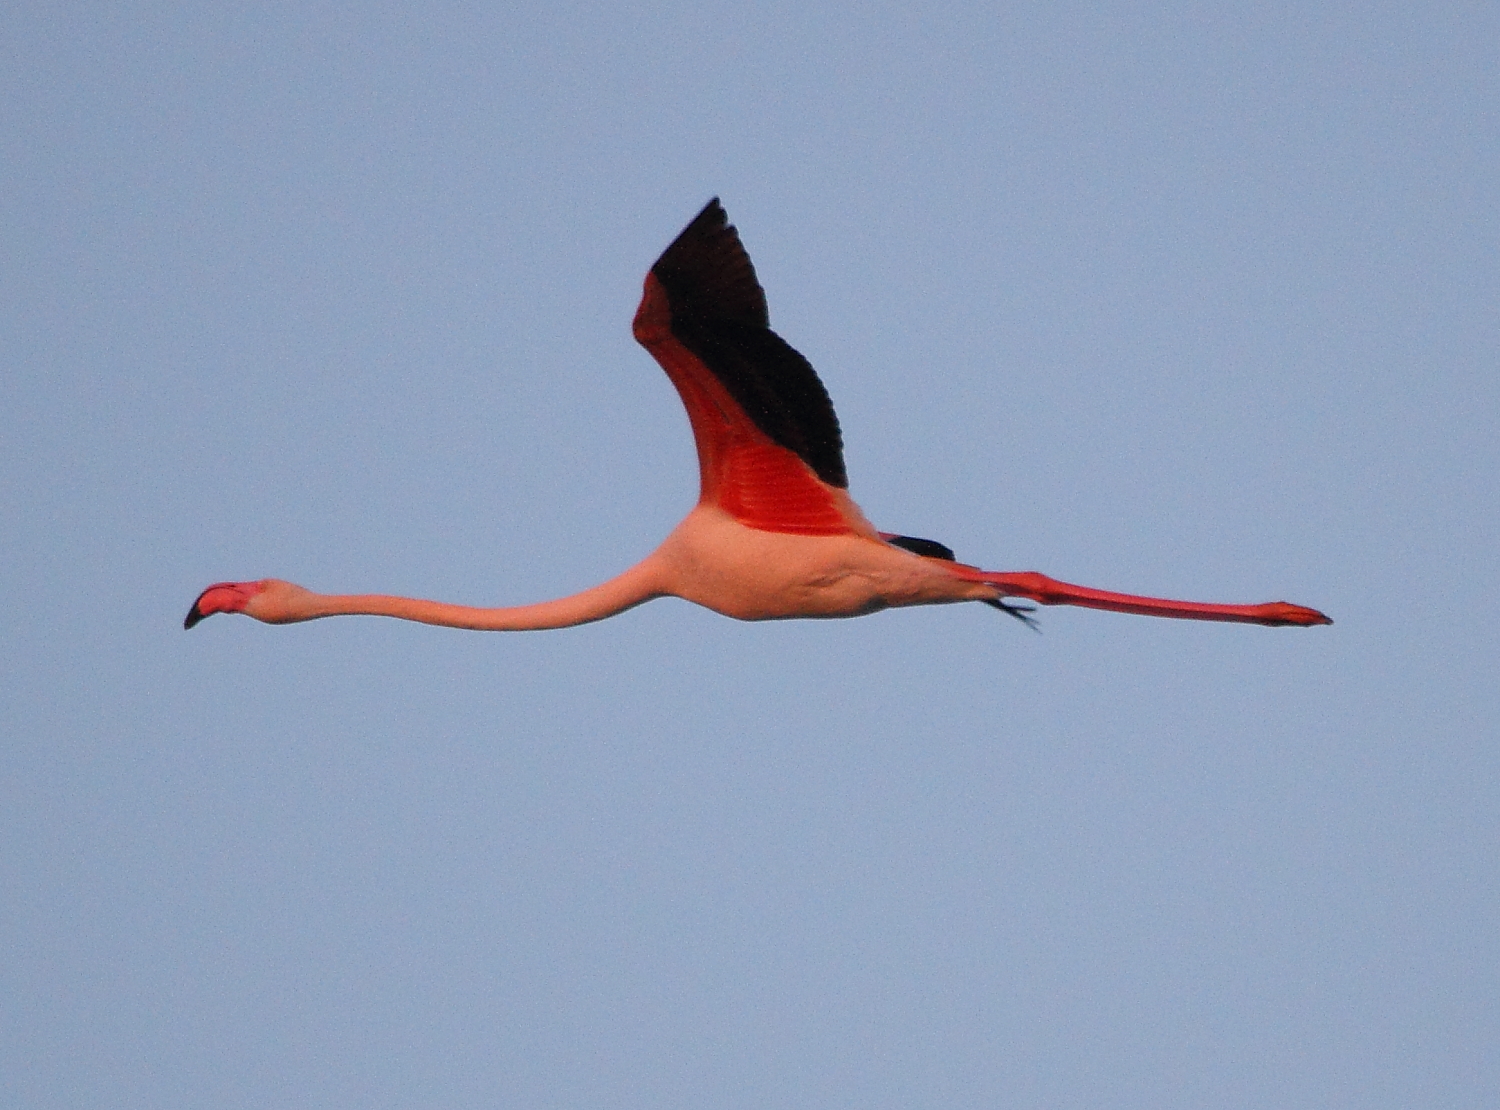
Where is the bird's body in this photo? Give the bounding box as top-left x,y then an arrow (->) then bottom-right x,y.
188,200 -> 1330,633
639,505 -> 997,621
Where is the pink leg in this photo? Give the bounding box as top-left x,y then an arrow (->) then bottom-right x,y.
973,570 -> 1331,627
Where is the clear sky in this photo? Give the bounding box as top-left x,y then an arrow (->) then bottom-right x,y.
4,2 -> 1497,1107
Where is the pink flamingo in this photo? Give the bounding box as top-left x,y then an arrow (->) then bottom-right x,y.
186,200 -> 1330,634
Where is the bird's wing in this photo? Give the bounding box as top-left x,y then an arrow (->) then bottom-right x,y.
632,199 -> 865,537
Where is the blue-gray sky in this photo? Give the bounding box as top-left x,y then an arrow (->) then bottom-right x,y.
4,3 -> 1497,1107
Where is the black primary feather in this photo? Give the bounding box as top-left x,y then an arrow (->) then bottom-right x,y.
651,200 -> 849,489
884,534 -> 957,561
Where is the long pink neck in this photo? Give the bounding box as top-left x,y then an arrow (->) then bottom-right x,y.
292,559 -> 666,631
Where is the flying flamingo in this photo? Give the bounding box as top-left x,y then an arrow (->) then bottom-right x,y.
186,200 -> 1330,634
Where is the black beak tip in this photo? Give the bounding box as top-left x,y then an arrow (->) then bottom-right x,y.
184,602 -> 206,630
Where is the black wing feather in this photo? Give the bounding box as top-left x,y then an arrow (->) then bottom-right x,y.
885,535 -> 957,561
650,199 -> 848,489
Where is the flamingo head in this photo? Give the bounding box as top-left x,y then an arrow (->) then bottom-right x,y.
184,580 -> 269,629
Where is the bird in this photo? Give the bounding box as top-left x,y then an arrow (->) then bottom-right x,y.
185,199 -> 1330,634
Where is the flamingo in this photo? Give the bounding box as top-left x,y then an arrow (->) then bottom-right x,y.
186,199 -> 1330,634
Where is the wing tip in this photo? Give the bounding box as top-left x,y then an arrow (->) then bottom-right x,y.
649,198 -> 768,328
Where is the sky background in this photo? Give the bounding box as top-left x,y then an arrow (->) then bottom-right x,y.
4,2 -> 1497,1107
